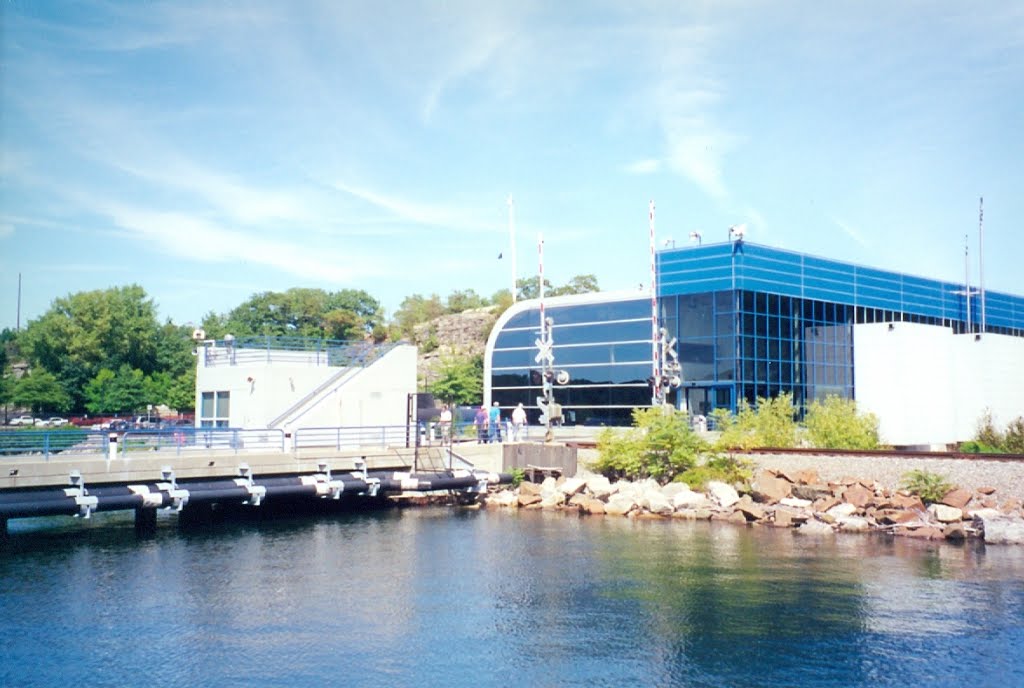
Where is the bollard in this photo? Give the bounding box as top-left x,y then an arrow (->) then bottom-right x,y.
108,432 -> 119,462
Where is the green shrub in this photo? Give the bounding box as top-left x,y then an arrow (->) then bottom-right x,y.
899,469 -> 954,504
713,393 -> 798,450
959,440 -> 1001,454
975,409 -> 1003,448
1004,417 -> 1024,454
593,407 -> 707,483
676,454 -> 753,490
803,395 -> 880,450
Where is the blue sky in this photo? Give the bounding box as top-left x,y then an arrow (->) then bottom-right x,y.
2,1 -> 1022,330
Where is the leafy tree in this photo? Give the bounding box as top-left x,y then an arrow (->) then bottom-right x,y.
550,274 -> 600,296
19,285 -> 161,409
593,407 -> 707,483
392,293 -> 445,340
516,276 -> 554,301
804,395 -> 880,449
322,309 -> 365,340
167,368 -> 196,412
1004,417 -> 1024,454
489,288 -> 514,317
219,288 -> 383,339
446,289 -> 487,314
84,365 -> 146,415
427,354 -> 483,406
11,369 -> 72,414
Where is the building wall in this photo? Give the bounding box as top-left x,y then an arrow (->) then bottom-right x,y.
195,343 -> 416,431
854,323 -> 1024,447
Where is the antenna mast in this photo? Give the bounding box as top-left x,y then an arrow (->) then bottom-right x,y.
978,196 -> 985,336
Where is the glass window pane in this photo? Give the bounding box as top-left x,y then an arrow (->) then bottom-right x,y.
216,391 -> 230,418
201,392 -> 214,418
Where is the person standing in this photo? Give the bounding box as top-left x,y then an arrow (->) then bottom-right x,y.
488,402 -> 503,443
474,405 -> 488,444
439,404 -> 453,444
511,402 -> 527,442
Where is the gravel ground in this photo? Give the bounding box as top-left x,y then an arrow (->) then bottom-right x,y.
577,449 -> 1024,503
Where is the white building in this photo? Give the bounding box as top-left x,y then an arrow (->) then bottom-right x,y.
194,338 -> 417,433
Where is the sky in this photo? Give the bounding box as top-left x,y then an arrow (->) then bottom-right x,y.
2,1 -> 1023,330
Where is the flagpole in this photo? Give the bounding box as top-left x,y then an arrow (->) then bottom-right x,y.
650,200 -> 659,405
509,195 -> 517,303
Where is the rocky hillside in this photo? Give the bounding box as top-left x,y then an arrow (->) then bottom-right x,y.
410,307 -> 498,385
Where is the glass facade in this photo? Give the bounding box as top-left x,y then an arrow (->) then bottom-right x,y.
487,295 -> 653,426
200,391 -> 230,427
485,242 -> 1024,424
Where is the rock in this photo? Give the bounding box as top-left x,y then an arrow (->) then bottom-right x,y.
841,484 -> 875,509
643,491 -> 676,516
773,508 -> 796,528
584,475 -> 614,499
750,469 -> 792,503
517,493 -> 542,507
817,513 -> 836,524
928,503 -> 963,523
836,516 -> 871,532
673,490 -> 710,510
779,497 -> 812,509
941,488 -> 973,510
878,509 -> 921,525
977,486 -> 997,495
661,482 -> 690,499
582,498 -> 606,515
967,507 -> 1002,520
540,476 -> 559,498
738,500 -> 767,521
813,496 -> 840,513
943,522 -> 967,541
794,469 -> 820,485
672,509 -> 699,520
604,494 -> 637,516
488,490 -> 519,508
707,481 -> 740,508
826,503 -> 858,519
558,477 -> 587,496
519,481 -> 542,497
797,519 -> 835,536
974,514 -> 1024,544
725,510 -> 749,524
900,525 -> 945,540
568,494 -> 589,507
793,483 -> 832,501
1000,499 -> 1023,515
891,492 -> 926,510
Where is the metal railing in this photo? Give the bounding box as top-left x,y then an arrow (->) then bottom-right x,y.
202,337 -> 398,368
0,429 -> 108,461
293,425 -> 413,451
119,428 -> 286,456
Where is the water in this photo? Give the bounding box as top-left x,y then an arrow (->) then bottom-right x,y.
2,509 -> 1023,688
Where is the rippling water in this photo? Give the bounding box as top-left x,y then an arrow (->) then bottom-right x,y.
2,508 -> 1022,687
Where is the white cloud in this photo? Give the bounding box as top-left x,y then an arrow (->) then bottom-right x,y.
332,181 -> 500,234
0,224 -> 13,239
625,159 -> 661,175
834,218 -> 869,248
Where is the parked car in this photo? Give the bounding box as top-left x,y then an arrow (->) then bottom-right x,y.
108,419 -> 131,433
8,416 -> 39,427
41,417 -> 69,427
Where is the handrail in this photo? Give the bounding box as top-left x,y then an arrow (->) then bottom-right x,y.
293,426 -> 413,451
119,427 -> 287,457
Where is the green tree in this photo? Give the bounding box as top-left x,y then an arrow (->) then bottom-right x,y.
446,289 -> 487,314
219,288 -> 383,339
84,365 -> 146,415
392,293 -> 445,340
167,368 -> 196,412
593,407 -> 707,483
11,369 -> 72,414
516,276 -> 554,301
84,368 -> 117,415
19,285 -> 161,409
428,354 -> 483,406
549,274 -> 600,296
322,309 -> 365,340
804,395 -> 880,449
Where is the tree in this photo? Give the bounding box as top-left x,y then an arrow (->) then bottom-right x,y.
549,274 -> 600,296
516,277 -> 553,301
428,354 -> 483,406
446,289 -> 487,314
392,293 -> 445,340
11,369 -> 72,414
84,365 -> 145,415
713,393 -> 799,450
218,288 -> 383,339
19,285 -> 161,409
322,309 -> 365,340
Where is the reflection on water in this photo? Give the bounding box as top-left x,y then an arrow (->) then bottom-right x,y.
2,509 -> 1022,687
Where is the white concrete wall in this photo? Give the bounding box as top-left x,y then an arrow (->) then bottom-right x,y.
195,344 -> 417,431
854,323 -> 1024,447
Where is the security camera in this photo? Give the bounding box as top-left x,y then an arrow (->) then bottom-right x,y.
192,328 -> 206,341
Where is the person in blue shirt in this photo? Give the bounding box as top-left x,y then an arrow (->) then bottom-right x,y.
488,402 -> 503,443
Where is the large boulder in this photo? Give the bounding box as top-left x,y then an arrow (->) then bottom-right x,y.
584,474 -> 614,499
836,516 -> 871,532
928,504 -> 964,523
841,484 -> 875,509
558,477 -> 587,497
642,490 -> 676,516
673,489 -> 711,510
826,503 -> 858,519
793,483 -> 832,501
707,481 -> 740,508
750,469 -> 792,503
941,488 -> 973,510
797,519 -> 835,536
604,494 -> 637,516
974,514 -> 1024,545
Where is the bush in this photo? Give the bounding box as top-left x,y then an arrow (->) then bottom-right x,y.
713,393 -> 798,450
803,395 -> 880,450
676,454 -> 753,490
1004,417 -> 1024,454
592,407 -> 707,483
899,469 -> 955,504
959,440 -> 1001,454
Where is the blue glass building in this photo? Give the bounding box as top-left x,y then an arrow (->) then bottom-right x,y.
485,242 -> 1024,432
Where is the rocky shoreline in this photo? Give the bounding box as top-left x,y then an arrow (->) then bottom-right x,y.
483,465 -> 1024,545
